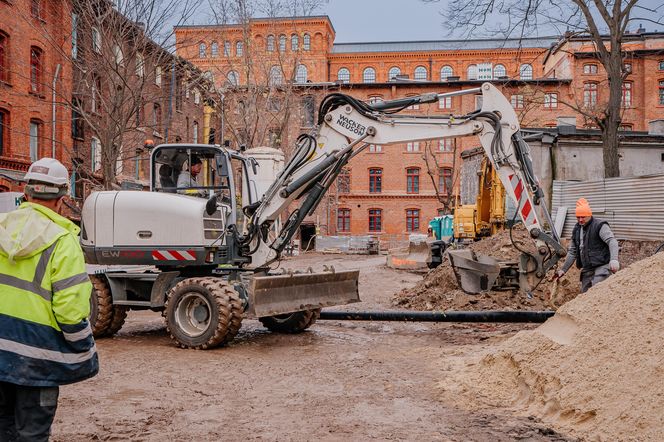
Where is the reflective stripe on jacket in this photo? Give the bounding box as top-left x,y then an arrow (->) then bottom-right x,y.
0,202 -> 98,387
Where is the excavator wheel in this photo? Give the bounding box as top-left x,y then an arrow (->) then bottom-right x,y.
165,277 -> 243,349
258,309 -> 321,334
89,275 -> 114,337
104,306 -> 129,337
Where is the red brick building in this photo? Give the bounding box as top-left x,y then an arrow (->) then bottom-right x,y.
179,17 -> 664,243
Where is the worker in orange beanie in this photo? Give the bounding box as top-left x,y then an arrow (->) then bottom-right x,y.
556,198 -> 620,292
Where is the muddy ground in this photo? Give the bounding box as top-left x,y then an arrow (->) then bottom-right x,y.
53,253 -> 574,441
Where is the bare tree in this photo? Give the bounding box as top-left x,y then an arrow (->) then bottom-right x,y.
70,0 -> 204,190
203,0 -> 327,152
426,0 -> 664,177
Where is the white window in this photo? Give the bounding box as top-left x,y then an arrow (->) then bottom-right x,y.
406,142 -> 419,152
368,96 -> 383,104
477,62 -> 493,80
267,35 -> 275,52
295,64 -> 308,83
438,96 -> 452,109
211,42 -> 219,57
269,66 -> 282,86
92,27 -> 101,53
194,88 -> 200,105
224,41 -> 231,57
279,35 -> 286,52
363,67 -> 376,83
467,64 -> 477,80
199,42 -> 206,58
388,66 -> 401,80
227,71 -> 239,86
337,68 -> 350,83
493,64 -> 506,78
369,144 -> 382,153
155,66 -> 162,86
113,45 -> 124,66
91,137 -> 101,172
71,13 -> 78,59
583,63 -> 598,74
193,122 -> 199,143
439,138 -> 453,152
291,34 -> 299,51
544,92 -> 558,109
440,65 -> 453,80
519,63 -> 533,80
29,122 -> 39,161
303,34 -> 311,50
136,54 -> 144,77
414,66 -> 427,81
511,94 -> 524,109
236,41 -> 243,56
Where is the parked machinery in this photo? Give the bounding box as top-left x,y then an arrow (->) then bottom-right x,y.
81,83 -> 565,349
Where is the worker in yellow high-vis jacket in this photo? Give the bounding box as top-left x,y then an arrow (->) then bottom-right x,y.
0,158 -> 98,441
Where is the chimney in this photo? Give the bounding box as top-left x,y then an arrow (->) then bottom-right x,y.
648,119 -> 664,136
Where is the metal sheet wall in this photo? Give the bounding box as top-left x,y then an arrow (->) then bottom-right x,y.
552,174 -> 664,241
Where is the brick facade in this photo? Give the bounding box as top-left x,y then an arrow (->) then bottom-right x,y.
179,17 -> 664,241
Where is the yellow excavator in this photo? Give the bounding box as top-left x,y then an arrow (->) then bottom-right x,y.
453,156 -> 506,241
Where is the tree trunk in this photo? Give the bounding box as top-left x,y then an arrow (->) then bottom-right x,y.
602,49 -> 623,178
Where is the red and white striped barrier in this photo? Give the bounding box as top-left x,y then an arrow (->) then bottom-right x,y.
152,250 -> 197,261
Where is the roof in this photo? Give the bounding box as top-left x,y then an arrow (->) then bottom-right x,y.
331,36 -> 561,54
175,15 -> 335,33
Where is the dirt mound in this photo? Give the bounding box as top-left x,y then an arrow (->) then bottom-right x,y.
393,226 -> 580,311
438,251 -> 664,441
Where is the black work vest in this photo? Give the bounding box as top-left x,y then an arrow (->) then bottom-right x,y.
572,217 -> 611,270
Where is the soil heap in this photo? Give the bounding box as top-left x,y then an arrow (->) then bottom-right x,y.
437,251 -> 664,441
393,226 -> 581,311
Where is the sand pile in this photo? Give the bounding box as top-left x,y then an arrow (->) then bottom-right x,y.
438,251 -> 664,441
393,226 -> 581,311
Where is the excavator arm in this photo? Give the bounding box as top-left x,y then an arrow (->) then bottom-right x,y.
239,83 -> 565,294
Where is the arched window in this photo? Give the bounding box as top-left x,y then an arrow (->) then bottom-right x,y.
236,41 -> 243,56
414,66 -> 427,81
269,65 -> 283,86
440,65 -> 453,80
279,34 -> 286,52
303,33 -> 311,50
210,41 -> 219,57
227,71 -> 239,86
224,41 -> 231,57
337,67 -> 350,83
363,67 -> 376,83
295,64 -> 308,83
198,42 -> 206,58
266,35 -> 275,52
584,82 -> 598,106
291,34 -> 299,51
467,64 -> 477,80
519,63 -> 533,80
388,66 -> 401,80
0,31 -> 9,83
493,64 -> 506,78
30,46 -> 43,94
91,137 -> 101,172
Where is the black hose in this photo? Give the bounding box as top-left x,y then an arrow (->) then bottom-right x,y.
319,310 -> 554,323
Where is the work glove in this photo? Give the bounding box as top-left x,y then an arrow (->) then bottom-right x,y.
553,269 -> 565,280
609,260 -> 620,273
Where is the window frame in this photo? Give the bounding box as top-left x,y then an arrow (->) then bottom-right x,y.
369,168 -> 382,193
406,167 -> 420,194
438,96 -> 452,109
467,64 -> 477,80
439,138 -> 453,152
295,64 -> 308,83
29,119 -> 41,161
0,108 -> 9,156
493,64 -> 506,78
267,35 -> 275,52
199,42 -> 206,58
368,208 -> 382,232
211,41 -> 219,57
583,63 -> 599,74
406,209 -> 420,232
658,80 -> 664,106
303,33 -> 311,51
363,67 -> 376,83
388,66 -> 400,81
584,82 -> 598,107
0,31 -> 8,83
337,67 -> 350,83
439,167 -> 453,195
269,65 -> 283,86
511,94 -> 524,109
519,63 -> 533,80
236,41 -> 243,56
224,41 -> 231,57
291,34 -> 299,51
92,27 -> 101,53
440,65 -> 453,80
406,141 -> 420,152
337,168 -> 351,193
337,208 -> 351,233
279,34 -> 286,52
30,46 -> 43,95
621,81 -> 632,107
544,92 -> 558,109
414,66 -> 427,81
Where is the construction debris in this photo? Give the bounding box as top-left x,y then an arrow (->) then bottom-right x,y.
437,250 -> 664,441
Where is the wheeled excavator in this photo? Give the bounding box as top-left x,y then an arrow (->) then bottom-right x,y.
80,82 -> 566,349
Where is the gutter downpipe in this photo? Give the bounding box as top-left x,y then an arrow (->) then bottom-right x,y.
52,64 -> 61,158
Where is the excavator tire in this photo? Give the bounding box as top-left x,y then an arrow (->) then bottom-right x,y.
89,275 -> 113,337
164,277 -> 243,350
258,309 -> 321,334
104,306 -> 129,337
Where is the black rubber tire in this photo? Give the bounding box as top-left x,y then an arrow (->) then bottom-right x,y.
165,277 -> 243,349
259,309 -> 321,334
89,275 -> 113,337
104,306 -> 128,337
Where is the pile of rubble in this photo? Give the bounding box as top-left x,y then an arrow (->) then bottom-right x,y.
438,250 -> 664,440
392,226 -> 581,311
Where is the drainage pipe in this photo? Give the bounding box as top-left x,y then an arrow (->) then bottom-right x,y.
318,310 -> 554,323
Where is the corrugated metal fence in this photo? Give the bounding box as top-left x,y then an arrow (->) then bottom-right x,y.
552,174 -> 664,241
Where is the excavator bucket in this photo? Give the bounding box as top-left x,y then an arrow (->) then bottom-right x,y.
246,269 -> 360,318
447,249 -> 501,294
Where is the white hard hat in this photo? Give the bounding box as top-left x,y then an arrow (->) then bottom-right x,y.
24,158 -> 69,186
